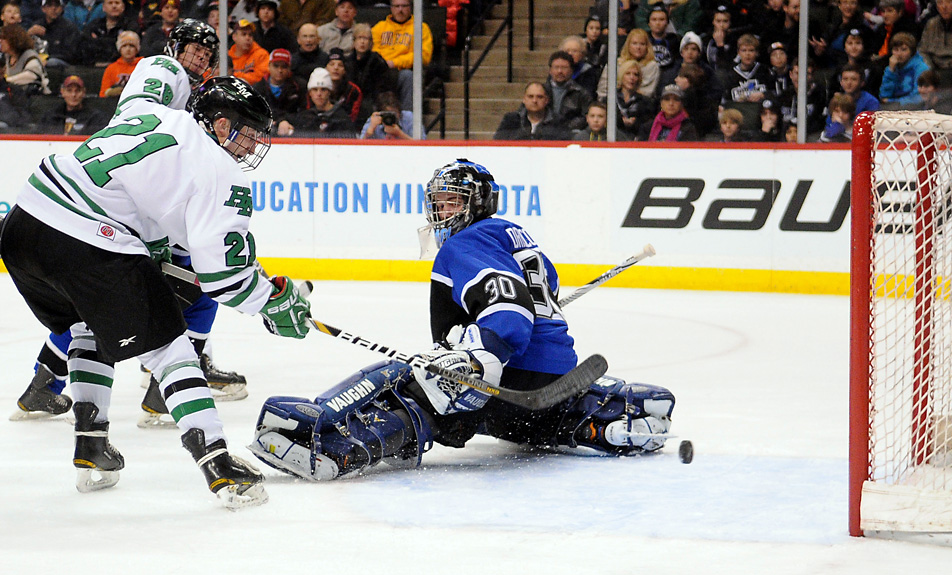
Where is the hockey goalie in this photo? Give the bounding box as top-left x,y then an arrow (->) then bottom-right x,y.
248,159 -> 677,480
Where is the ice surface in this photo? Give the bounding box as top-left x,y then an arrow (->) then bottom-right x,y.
2,276 -> 951,573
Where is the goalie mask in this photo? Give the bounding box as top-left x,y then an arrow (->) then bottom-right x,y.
191,76 -> 274,171
423,159 -> 499,248
165,19 -> 220,87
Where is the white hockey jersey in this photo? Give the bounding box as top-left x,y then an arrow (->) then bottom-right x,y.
116,55 -> 192,112
15,97 -> 272,316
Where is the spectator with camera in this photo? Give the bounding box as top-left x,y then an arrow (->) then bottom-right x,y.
26,0 -> 80,67
254,0 -> 296,53
37,74 -> 108,135
359,90 -> 423,140
78,0 -> 138,66
281,66 -> 355,137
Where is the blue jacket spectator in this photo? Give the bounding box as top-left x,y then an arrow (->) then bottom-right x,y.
880,33 -> 930,106
64,0 -> 103,30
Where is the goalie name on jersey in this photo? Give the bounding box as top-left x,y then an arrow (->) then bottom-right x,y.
324,378 -> 378,413
506,226 -> 537,250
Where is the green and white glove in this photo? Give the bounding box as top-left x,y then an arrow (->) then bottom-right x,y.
145,237 -> 172,265
260,276 -> 311,339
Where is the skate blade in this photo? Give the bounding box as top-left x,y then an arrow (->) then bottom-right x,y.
75,468 -> 120,493
9,408 -> 61,422
208,383 -> 248,402
136,411 -> 177,429
217,483 -> 268,510
246,442 -> 337,481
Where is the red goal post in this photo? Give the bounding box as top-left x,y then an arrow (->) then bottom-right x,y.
850,110 -> 952,537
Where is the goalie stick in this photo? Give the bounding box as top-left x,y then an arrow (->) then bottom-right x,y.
159,262 -> 608,411
558,245 -> 656,307
307,317 -> 608,411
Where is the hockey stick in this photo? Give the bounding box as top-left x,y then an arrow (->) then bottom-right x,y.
557,245 -> 656,307
161,261 -> 313,298
161,262 -> 607,410
306,317 -> 607,411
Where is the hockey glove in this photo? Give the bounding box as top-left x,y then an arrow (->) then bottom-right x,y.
144,238 -> 172,265
260,276 -> 311,339
411,324 -> 504,415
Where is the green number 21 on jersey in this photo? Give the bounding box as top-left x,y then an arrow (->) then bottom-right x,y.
74,114 -> 178,187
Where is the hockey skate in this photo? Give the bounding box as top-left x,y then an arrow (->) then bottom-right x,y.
137,376 -> 176,428
200,354 -> 248,401
182,428 -> 268,510
9,365 -> 72,421
73,402 -> 124,492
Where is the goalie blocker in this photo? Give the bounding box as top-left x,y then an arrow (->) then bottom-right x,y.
248,359 -> 676,480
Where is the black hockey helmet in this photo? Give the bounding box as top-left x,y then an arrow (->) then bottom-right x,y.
190,76 -> 274,171
165,18 -> 220,86
424,159 -> 499,246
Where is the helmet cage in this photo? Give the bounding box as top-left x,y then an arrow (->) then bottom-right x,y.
424,160 -> 498,246
190,77 -> 274,171
165,19 -> 220,87
225,119 -> 272,171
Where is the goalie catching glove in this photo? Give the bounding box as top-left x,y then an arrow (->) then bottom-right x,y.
260,276 -> 311,339
411,324 -> 507,415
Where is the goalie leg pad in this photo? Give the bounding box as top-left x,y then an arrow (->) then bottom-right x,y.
558,376 -> 676,454
248,361 -> 434,479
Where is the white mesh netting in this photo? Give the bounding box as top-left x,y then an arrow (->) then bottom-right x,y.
866,112 -> 952,503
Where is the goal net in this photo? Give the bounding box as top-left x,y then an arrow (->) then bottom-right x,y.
850,111 -> 952,536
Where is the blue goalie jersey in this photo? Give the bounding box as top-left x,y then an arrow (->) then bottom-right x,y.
429,217 -> 577,375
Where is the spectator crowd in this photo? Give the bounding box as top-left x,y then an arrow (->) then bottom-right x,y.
0,0 -> 947,141
0,0 -> 429,138
494,0 -> 952,143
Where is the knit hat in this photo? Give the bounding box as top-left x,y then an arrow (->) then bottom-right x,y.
308,67 -> 333,90
116,30 -> 140,51
680,32 -> 702,53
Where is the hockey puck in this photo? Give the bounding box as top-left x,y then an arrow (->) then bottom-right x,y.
678,440 -> 694,464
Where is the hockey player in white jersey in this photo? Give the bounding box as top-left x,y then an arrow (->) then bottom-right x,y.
248,159 -> 676,481
10,20 -> 250,423
0,76 -> 311,508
